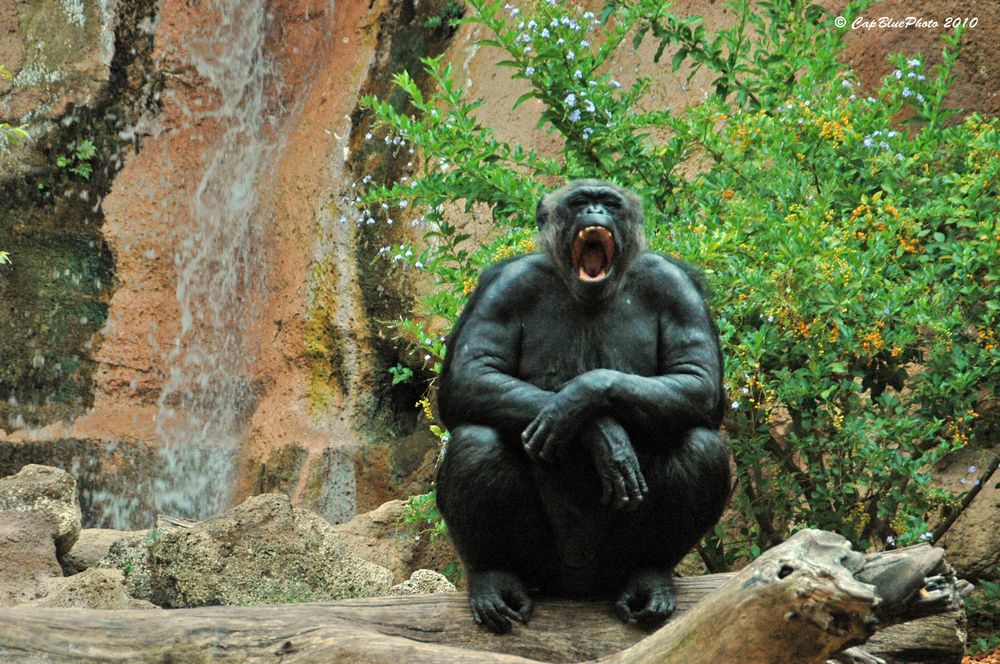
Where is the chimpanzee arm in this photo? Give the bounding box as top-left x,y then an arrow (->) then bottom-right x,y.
438,259 -> 555,436
523,258 -> 723,459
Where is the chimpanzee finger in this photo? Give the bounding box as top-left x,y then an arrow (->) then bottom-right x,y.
636,465 -> 649,497
611,470 -> 630,510
473,598 -> 512,634
613,596 -> 633,623
521,419 -> 540,451
624,466 -> 644,510
505,587 -> 534,623
522,424 -> 551,460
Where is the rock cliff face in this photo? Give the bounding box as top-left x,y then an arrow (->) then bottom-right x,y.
1,0 -> 997,529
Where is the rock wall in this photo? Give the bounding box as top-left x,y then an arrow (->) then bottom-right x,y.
1,0 -> 997,529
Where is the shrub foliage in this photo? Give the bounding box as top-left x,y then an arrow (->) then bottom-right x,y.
351,0 -> 999,569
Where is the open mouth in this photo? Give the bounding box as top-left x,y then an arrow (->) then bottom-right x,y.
571,226 -> 615,282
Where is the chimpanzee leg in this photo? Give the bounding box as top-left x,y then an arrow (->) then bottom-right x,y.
435,424 -> 550,632
605,427 -> 730,625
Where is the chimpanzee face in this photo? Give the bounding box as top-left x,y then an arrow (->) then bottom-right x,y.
536,180 -> 645,300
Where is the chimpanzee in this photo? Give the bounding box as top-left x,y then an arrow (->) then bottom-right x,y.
435,179 -> 730,634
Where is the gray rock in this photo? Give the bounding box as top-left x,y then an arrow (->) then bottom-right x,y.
940,461 -> 1000,580
389,569 -> 456,596
0,511 -> 62,606
0,465 -> 82,557
101,493 -> 394,607
26,568 -> 158,610
334,496 -> 459,585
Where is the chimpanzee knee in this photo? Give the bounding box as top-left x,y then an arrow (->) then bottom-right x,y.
605,427 -> 730,573
436,425 -> 548,575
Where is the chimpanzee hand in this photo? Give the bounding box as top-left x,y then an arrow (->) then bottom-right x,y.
584,416 -> 648,510
522,370 -> 613,462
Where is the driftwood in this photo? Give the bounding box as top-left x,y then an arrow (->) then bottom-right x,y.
0,530 -> 966,663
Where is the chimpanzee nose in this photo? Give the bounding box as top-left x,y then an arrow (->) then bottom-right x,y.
583,203 -> 608,217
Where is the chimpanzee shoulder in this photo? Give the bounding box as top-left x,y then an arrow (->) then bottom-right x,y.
453,253 -> 556,323
629,253 -> 711,316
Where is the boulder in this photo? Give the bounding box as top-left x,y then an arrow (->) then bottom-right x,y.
26,568 -> 158,610
389,569 -> 456,596
939,461 -> 1000,580
0,465 -> 81,557
101,493 -> 394,607
0,511 -> 62,606
63,528 -> 146,576
334,496 -> 458,584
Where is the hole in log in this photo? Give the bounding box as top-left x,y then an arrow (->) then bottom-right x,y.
831,612 -> 851,635
778,564 -> 795,579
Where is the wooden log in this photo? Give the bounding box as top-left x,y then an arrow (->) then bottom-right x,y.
0,530 -> 965,663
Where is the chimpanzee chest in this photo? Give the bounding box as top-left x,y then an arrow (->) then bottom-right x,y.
517,292 -> 659,390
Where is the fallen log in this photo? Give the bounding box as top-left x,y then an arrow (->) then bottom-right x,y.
0,530 -> 966,663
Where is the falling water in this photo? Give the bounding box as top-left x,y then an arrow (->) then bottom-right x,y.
152,0 -> 278,519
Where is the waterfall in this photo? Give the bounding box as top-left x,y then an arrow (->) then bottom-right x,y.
152,0 -> 278,519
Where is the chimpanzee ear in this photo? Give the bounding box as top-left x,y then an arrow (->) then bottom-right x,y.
535,196 -> 549,230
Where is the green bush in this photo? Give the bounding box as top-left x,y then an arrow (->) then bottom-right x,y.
966,573 -> 1000,655
352,0 -> 999,569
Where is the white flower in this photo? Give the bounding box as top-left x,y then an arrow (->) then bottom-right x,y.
569,110 -> 581,122
525,66 -> 535,76
907,58 -> 921,67
564,93 -> 577,107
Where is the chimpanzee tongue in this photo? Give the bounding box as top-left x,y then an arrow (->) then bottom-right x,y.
582,246 -> 604,278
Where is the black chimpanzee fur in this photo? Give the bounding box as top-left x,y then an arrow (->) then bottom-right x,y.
435,180 -> 731,634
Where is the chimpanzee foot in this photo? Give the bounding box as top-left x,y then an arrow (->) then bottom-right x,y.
468,570 -> 534,634
613,570 -> 677,628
